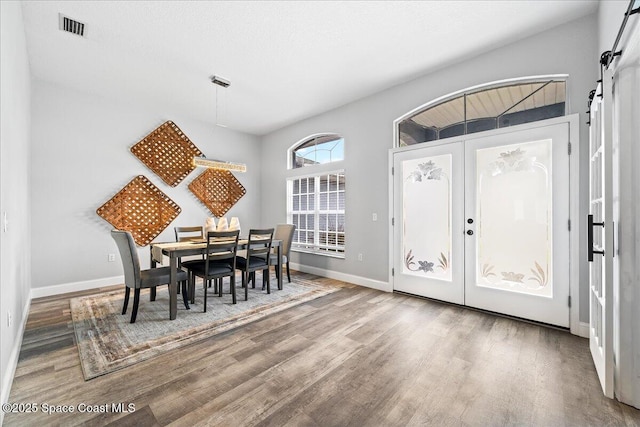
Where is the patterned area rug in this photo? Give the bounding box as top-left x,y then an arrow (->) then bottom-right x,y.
71,276 -> 340,380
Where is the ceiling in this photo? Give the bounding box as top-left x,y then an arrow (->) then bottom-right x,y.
20,1 -> 599,136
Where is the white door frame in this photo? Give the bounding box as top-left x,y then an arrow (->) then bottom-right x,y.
389,114 -> 581,334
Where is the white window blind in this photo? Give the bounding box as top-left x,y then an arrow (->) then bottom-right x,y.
288,172 -> 345,256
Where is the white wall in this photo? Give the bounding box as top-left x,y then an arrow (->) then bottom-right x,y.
598,0 -> 630,55
29,80 -> 262,293
260,14 -> 598,322
0,0 -> 32,414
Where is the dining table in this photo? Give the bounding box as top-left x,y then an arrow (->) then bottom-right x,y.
149,238 -> 282,320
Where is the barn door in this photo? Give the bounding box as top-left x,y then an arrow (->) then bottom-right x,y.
588,80 -> 614,398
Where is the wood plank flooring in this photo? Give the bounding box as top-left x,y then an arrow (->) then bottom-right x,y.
4,271 -> 640,426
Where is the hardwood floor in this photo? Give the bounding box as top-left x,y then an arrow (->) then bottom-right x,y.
4,272 -> 639,426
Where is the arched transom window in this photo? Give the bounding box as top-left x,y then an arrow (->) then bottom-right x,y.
397,77 -> 567,146
291,133 -> 344,169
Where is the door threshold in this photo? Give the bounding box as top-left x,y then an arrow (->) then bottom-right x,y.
393,290 -> 570,333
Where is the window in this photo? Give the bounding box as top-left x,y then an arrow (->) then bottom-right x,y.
287,134 -> 345,257
289,173 -> 345,255
291,134 -> 344,168
397,77 -> 567,146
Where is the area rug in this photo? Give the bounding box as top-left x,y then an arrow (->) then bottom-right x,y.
71,276 -> 340,380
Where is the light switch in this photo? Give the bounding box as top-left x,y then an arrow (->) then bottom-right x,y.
372,213 -> 378,221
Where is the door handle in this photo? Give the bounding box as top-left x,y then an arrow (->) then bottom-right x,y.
467,218 -> 474,224
588,214 -> 605,262
466,230 -> 474,236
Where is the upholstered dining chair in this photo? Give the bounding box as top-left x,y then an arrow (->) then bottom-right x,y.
184,230 -> 240,311
269,224 -> 296,283
111,230 -> 189,323
236,228 -> 274,301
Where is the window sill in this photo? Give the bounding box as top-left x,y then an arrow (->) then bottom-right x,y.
292,247 -> 345,259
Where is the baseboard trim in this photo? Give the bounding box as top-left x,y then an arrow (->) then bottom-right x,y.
1,296 -> 31,425
30,275 -> 124,299
289,263 -> 391,292
574,321 -> 590,338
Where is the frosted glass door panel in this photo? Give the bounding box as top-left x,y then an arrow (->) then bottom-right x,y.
393,141 -> 464,305
475,139 -> 553,297
402,154 -> 452,282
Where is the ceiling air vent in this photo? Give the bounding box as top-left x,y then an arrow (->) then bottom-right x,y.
59,13 -> 85,37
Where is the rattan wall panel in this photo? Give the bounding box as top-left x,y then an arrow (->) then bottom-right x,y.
188,169 -> 246,217
97,175 -> 181,246
130,121 -> 203,187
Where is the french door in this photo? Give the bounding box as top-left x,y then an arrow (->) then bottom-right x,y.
393,122 -> 570,327
392,141 -> 465,304
464,124 -> 570,326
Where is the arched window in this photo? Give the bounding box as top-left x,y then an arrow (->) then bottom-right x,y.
396,76 -> 567,146
287,133 -> 345,257
290,133 -> 344,169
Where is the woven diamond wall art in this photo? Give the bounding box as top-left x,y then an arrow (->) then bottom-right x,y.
130,121 -> 204,187
97,175 -> 181,246
188,169 -> 246,217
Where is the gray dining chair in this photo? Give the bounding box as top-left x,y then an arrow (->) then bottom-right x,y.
175,225 -> 206,300
111,230 -> 189,323
269,224 -> 296,283
236,228 -> 274,300
183,230 -> 240,311
174,226 -> 204,242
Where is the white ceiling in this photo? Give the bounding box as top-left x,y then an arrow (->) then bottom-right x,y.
20,1 -> 599,136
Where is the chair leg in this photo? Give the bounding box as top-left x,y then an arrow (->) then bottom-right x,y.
265,268 -> 270,294
187,271 -> 193,300
122,287 -> 130,314
251,271 -> 256,288
130,288 -> 141,323
242,272 -> 248,301
189,275 -> 196,305
218,278 -> 223,297
181,281 -> 190,310
204,279 -> 208,313
231,274 -> 237,304
286,261 -> 291,283
150,287 -> 157,301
